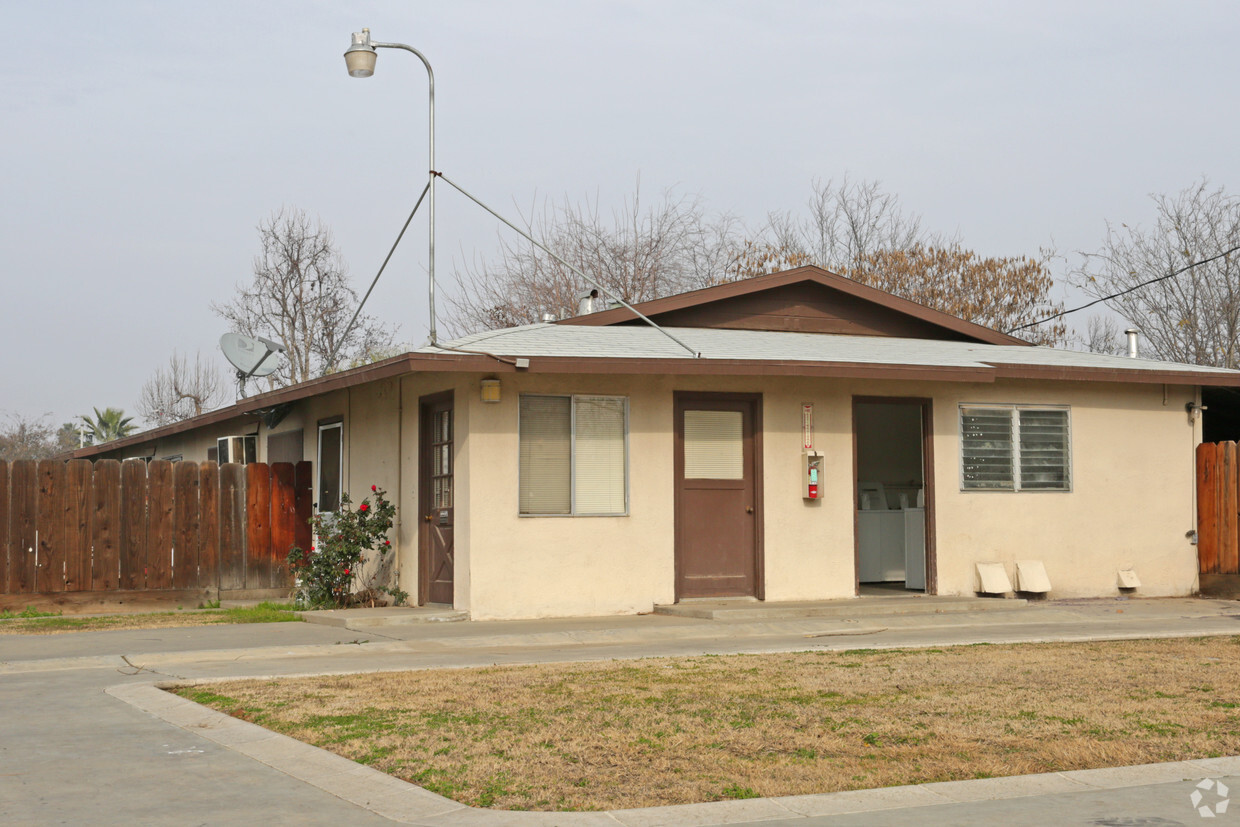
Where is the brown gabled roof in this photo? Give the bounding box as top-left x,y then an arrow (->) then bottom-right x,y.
556,265 -> 1032,347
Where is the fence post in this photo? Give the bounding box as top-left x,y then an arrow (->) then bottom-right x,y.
294,461 -> 313,559
120,460 -> 149,590
245,463 -> 272,590
218,463 -> 246,590
92,460 -> 121,592
145,461 -> 175,590
171,462 -> 200,589
0,461 -> 8,595
199,461 -> 219,590
35,460 -> 66,593
65,460 -> 92,592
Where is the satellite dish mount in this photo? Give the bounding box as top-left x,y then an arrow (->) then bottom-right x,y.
220,333 -> 286,398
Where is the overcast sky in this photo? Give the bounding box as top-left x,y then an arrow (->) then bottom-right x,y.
3,1 -> 1238,428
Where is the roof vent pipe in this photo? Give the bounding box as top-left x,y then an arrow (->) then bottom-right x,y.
1125,328 -> 1139,359
577,288 -> 600,316
540,312 -> 557,323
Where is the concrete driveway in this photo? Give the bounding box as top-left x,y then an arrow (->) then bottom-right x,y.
2,597 -> 1239,826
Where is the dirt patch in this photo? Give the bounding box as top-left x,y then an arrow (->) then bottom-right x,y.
175,637 -> 1240,811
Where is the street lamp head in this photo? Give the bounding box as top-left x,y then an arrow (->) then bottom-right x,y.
344,28 -> 377,78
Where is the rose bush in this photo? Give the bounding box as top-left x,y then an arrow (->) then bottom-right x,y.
287,485 -> 401,609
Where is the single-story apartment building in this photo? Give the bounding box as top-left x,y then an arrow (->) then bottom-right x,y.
76,266 -> 1240,619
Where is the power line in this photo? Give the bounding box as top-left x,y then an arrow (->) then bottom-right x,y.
1008,243 -> 1240,333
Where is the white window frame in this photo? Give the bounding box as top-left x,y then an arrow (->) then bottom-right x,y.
518,394 -> 630,517
317,421 -> 344,513
959,404 -> 1072,492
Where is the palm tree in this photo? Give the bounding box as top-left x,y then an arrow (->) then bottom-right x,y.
78,407 -> 137,443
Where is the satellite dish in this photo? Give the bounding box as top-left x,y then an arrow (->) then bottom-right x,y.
220,333 -> 284,377
220,333 -> 286,398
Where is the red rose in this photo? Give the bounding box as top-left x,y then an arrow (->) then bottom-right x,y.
343,569 -> 351,575
371,485 -> 377,492
359,504 -> 369,512
384,540 -> 391,546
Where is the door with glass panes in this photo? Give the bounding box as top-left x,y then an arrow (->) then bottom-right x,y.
674,392 -> 763,599
419,392 -> 454,605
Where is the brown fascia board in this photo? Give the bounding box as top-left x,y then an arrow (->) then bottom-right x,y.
987,362 -> 1240,387
489,355 -> 1233,386
70,351 -> 511,459
71,346 -> 1240,460
557,265 -> 1033,347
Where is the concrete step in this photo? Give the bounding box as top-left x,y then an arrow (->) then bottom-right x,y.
297,607 -> 468,629
653,595 -> 1029,620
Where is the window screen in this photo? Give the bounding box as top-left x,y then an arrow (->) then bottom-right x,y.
960,406 -> 1069,491
318,423 -> 343,512
519,395 -> 627,515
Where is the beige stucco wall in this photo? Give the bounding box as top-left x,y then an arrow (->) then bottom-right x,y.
459,372 -> 1201,619
462,373 -> 676,619
924,379 -> 1200,598
89,368 -> 1204,617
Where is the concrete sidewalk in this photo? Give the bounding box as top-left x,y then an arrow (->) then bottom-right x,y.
2,596 -> 1239,826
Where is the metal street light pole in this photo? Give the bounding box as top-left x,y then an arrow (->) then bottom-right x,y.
344,28 -> 439,345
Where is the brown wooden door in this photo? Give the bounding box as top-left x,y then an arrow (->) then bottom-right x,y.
419,392 -> 454,605
674,393 -> 762,599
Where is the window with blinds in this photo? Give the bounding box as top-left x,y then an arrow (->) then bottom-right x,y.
683,410 -> 744,479
960,405 -> 1070,491
519,394 -> 628,515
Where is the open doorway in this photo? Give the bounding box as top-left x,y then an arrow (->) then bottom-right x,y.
853,398 -> 934,594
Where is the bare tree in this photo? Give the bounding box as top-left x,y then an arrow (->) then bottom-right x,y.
1078,314 -> 1127,355
137,351 -> 228,426
447,176 -> 1065,343
840,245 -> 1068,346
1072,179 -> 1240,367
764,176 -> 937,271
0,414 -> 60,461
212,207 -> 397,386
445,186 -> 743,336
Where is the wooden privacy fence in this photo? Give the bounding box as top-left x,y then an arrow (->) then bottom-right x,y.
1196,441 -> 1240,576
0,459 -> 312,598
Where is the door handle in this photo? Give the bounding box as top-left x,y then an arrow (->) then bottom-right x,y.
746,506 -> 754,514
424,514 -> 433,522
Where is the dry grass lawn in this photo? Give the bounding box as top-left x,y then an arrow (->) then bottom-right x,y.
175,638 -> 1240,811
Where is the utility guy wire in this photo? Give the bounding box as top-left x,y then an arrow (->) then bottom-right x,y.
324,180 -> 431,373
437,172 -> 702,359
1009,243 -> 1240,333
